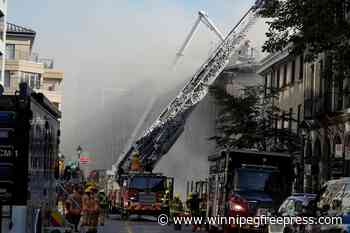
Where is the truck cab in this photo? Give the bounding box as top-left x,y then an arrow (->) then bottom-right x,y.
118,172 -> 173,219
208,149 -> 293,232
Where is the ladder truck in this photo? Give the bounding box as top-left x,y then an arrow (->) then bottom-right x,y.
115,0 -> 265,178
114,2 -> 266,220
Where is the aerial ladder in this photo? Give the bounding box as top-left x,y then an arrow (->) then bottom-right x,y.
173,10 -> 225,66
116,0 -> 266,181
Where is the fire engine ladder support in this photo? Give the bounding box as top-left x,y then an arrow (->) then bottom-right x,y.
173,11 -> 225,66
117,1 -> 264,176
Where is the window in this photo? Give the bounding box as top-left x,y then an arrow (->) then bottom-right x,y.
20,72 -> 41,89
299,56 -> 304,80
289,108 -> 293,131
271,71 -> 275,91
283,64 -> 288,86
5,44 -> 15,60
30,74 -> 35,89
281,111 -> 286,129
276,69 -> 280,90
310,64 -> 315,99
35,74 -> 41,89
4,71 -> 10,88
291,60 -> 296,84
297,105 -> 302,134
320,60 -> 324,96
264,74 -> 267,96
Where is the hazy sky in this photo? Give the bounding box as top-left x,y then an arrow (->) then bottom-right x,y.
7,1 -> 267,170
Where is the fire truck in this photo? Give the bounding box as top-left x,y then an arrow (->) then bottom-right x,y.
114,0 -> 266,185
207,149 -> 293,233
117,171 -> 173,219
112,1 -> 268,223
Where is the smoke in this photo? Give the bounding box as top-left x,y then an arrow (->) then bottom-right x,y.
8,0 -> 268,196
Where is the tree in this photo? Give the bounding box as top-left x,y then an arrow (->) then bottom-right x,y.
259,0 -> 350,79
209,85 -> 300,153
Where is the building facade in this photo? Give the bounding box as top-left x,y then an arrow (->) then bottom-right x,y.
259,48 -> 350,193
3,23 -> 63,110
0,0 -> 7,86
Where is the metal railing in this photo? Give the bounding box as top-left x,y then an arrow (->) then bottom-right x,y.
304,92 -> 348,119
4,50 -> 38,62
4,51 -> 54,68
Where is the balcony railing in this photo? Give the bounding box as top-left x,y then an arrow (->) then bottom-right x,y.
4,51 -> 55,68
39,58 -> 54,69
4,50 -> 39,62
304,96 -> 325,119
304,92 -> 348,119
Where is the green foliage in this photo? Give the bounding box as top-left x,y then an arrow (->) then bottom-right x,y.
209,85 -> 300,153
259,0 -> 350,78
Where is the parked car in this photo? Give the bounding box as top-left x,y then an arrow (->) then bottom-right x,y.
269,193 -> 317,233
309,178 -> 350,233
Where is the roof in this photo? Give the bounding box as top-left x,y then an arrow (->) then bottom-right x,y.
287,193 -> 317,204
325,177 -> 350,185
208,149 -> 291,161
6,22 -> 36,36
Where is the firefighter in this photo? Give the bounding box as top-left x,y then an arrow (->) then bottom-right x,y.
171,193 -> 183,231
199,193 -> 207,218
186,192 -> 193,212
66,185 -> 82,232
187,192 -> 201,232
162,190 -> 171,215
130,151 -> 142,171
98,190 -> 108,226
82,186 -> 100,233
170,193 -> 183,216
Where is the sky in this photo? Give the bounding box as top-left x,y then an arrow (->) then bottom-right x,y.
7,0 -> 268,179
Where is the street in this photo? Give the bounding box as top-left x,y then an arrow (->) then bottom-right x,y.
1,1 -> 350,232
98,215 -> 200,233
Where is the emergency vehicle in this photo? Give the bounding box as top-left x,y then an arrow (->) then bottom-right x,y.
117,172 -> 173,219
207,149 -> 293,233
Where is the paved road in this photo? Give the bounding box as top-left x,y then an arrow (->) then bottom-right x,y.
98,215 -> 206,233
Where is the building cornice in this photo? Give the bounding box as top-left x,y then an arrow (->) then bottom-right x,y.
257,49 -> 290,75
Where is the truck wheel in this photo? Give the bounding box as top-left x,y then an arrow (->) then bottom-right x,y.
208,225 -> 217,233
121,211 -> 129,220
283,227 -> 292,233
174,223 -> 182,231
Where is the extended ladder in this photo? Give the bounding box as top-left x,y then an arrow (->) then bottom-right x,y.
117,1 -> 265,176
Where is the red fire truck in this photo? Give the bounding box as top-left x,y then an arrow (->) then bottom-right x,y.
117,172 -> 173,219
